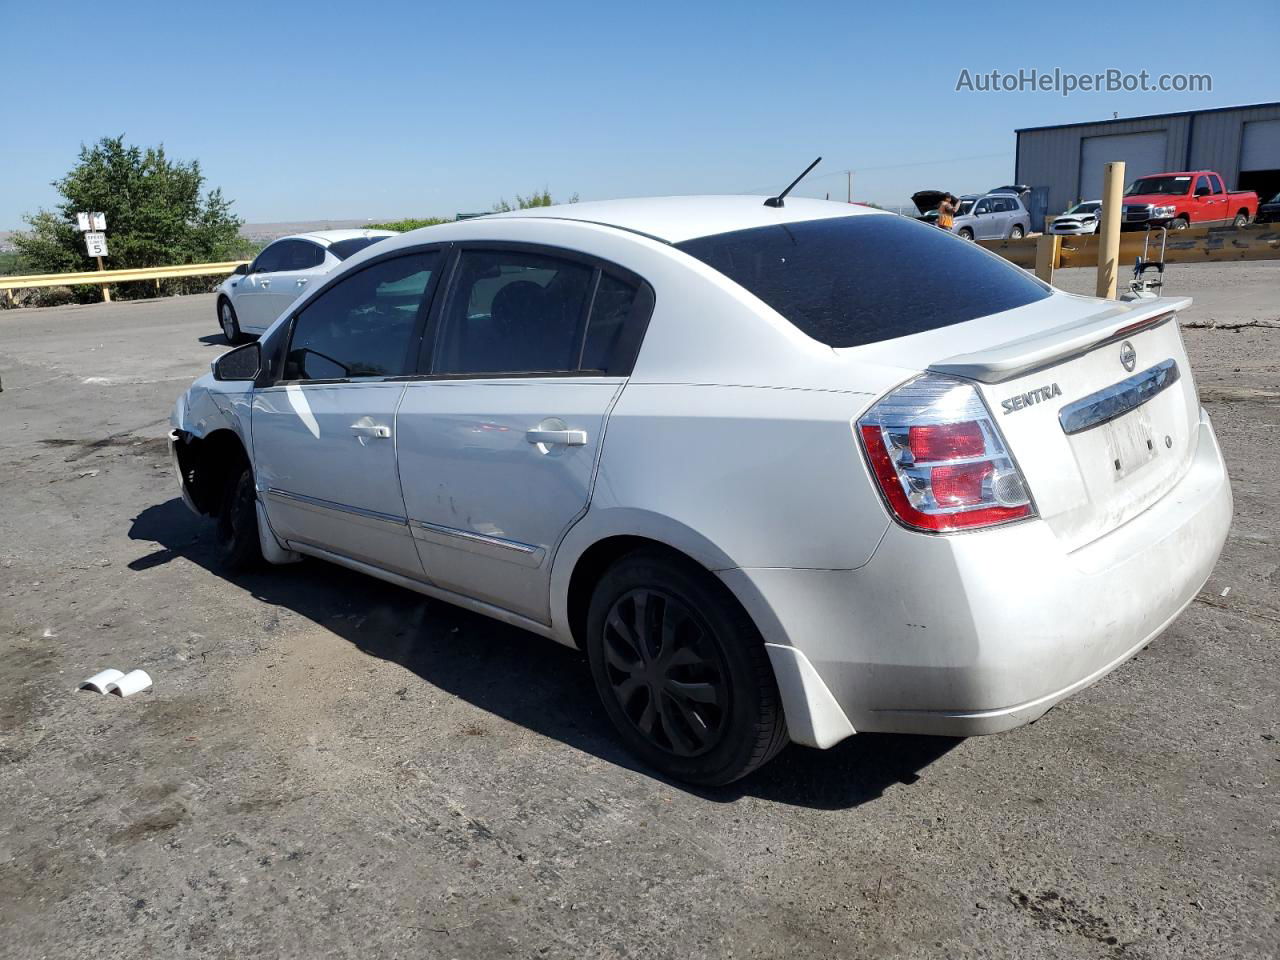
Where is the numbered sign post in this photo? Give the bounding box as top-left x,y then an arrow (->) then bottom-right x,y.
76,212 -> 111,302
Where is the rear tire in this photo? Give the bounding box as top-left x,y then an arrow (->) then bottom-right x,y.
585,549 -> 788,786
218,298 -> 245,345
1233,210 -> 1250,227
1009,224 -> 1025,240
958,227 -> 974,241
215,465 -> 262,572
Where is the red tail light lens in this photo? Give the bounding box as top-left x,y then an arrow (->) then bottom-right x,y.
857,375 -> 1035,533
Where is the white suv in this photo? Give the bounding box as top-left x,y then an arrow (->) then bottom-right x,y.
216,230 -> 395,342
171,196 -> 1231,785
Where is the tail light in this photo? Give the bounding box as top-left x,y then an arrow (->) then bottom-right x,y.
857,374 -> 1034,533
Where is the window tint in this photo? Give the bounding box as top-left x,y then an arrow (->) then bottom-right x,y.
675,214 -> 1051,349
284,252 -> 438,381
434,250 -> 593,375
1195,175 -> 1213,196
582,273 -> 638,372
328,236 -> 390,261
974,199 -> 992,215
1211,174 -> 1225,194
252,241 -> 288,273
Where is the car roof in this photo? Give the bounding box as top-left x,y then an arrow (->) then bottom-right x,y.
282,229 -> 397,245
483,195 -> 885,243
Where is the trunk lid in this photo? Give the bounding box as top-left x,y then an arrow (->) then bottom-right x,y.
847,293 -> 1201,551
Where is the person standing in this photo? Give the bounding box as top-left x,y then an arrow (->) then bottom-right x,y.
937,193 -> 959,231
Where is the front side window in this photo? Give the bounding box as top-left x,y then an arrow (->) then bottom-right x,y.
434,251 -> 593,375
675,214 -> 1051,349
283,252 -> 438,381
974,199 -> 992,215
1195,175 -> 1213,196
251,241 -> 288,274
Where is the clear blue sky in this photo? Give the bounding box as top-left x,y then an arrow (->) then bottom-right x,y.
1,0 -> 1274,229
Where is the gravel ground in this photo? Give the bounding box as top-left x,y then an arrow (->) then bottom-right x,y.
1,264 -> 1276,959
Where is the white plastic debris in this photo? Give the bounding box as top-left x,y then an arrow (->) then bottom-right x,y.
104,669 -> 152,697
1220,587 -> 1231,598
80,668 -> 124,693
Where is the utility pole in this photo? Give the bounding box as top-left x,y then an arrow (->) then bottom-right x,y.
846,170 -> 853,204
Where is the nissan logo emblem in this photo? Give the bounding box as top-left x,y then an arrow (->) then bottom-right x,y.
1120,341 -> 1137,373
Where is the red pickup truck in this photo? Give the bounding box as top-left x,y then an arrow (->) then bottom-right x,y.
1120,171 -> 1257,231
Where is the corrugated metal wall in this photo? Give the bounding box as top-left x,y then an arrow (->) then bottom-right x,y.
1016,103 -> 1280,228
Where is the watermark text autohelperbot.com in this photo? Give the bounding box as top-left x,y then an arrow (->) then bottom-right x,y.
956,68 -> 1212,97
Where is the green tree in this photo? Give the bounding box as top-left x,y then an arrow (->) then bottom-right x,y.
12,135 -> 248,301
491,189 -> 578,213
364,217 -> 450,232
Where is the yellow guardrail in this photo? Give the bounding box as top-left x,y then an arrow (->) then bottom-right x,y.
0,260 -> 249,292
980,222 -> 1280,274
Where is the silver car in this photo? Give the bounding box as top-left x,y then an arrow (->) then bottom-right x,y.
953,192 -> 1032,241
171,196 -> 1231,784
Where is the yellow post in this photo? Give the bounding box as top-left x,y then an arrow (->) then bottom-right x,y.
1035,233 -> 1060,284
1095,161 -> 1125,299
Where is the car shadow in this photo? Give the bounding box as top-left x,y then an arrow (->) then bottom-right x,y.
128,497 -> 960,810
198,333 -> 233,347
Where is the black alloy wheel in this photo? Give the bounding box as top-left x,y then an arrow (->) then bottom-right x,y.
600,586 -> 729,758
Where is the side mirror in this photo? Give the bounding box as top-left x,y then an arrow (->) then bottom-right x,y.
233,263 -> 249,276
1195,187 -> 1210,197
212,342 -> 261,382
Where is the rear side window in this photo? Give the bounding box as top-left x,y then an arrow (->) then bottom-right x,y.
433,251 -> 594,375
675,215 -> 1051,348
284,252 -> 438,381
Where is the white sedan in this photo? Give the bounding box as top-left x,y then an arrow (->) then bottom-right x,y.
216,229 -> 396,342
1048,201 -> 1103,235
171,196 -> 1231,784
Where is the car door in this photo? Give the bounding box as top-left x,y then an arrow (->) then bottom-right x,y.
252,249 -> 443,578
261,239 -> 327,326
395,245 -> 653,623
972,197 -> 995,238
1192,175 -> 1216,224
235,241 -> 289,331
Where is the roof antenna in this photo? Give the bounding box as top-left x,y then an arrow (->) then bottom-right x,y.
764,156 -> 822,208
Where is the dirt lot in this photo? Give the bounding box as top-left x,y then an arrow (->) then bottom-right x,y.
1,262 -> 1277,959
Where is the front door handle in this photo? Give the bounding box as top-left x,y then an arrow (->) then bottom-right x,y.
526,428 -> 587,446
296,278 -> 308,287
351,423 -> 391,439
259,278 -> 271,288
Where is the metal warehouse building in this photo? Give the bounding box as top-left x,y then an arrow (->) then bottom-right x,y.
1015,101 -> 1280,228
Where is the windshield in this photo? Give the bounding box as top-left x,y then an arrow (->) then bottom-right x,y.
675,214 -> 1050,349
1269,193 -> 1280,204
328,236 -> 390,260
1067,202 -> 1101,214
957,199 -> 975,215
1125,176 -> 1191,196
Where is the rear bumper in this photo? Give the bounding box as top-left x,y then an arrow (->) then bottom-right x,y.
723,409 -> 1232,745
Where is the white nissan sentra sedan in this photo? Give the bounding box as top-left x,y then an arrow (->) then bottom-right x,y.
170,196 -> 1232,785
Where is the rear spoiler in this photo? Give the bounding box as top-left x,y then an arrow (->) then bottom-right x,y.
929,296 -> 1191,384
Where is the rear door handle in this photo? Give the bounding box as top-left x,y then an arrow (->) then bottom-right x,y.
526,428 -> 587,446
259,278 -> 271,288
296,278 -> 308,287
351,423 -> 391,439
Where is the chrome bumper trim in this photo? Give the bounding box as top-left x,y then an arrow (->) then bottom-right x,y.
1058,359 -> 1180,435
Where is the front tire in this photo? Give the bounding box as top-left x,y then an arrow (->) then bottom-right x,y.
215,466 -> 262,572
958,227 -> 974,241
585,549 -> 788,786
1169,216 -> 1189,231
1009,224 -> 1025,240
218,298 -> 246,345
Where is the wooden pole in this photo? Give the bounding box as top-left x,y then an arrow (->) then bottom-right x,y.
1095,161 -> 1125,299
1035,233 -> 1060,284
96,254 -> 111,302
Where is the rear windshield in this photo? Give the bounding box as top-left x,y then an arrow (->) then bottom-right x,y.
328,236 -> 389,260
674,214 -> 1050,348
